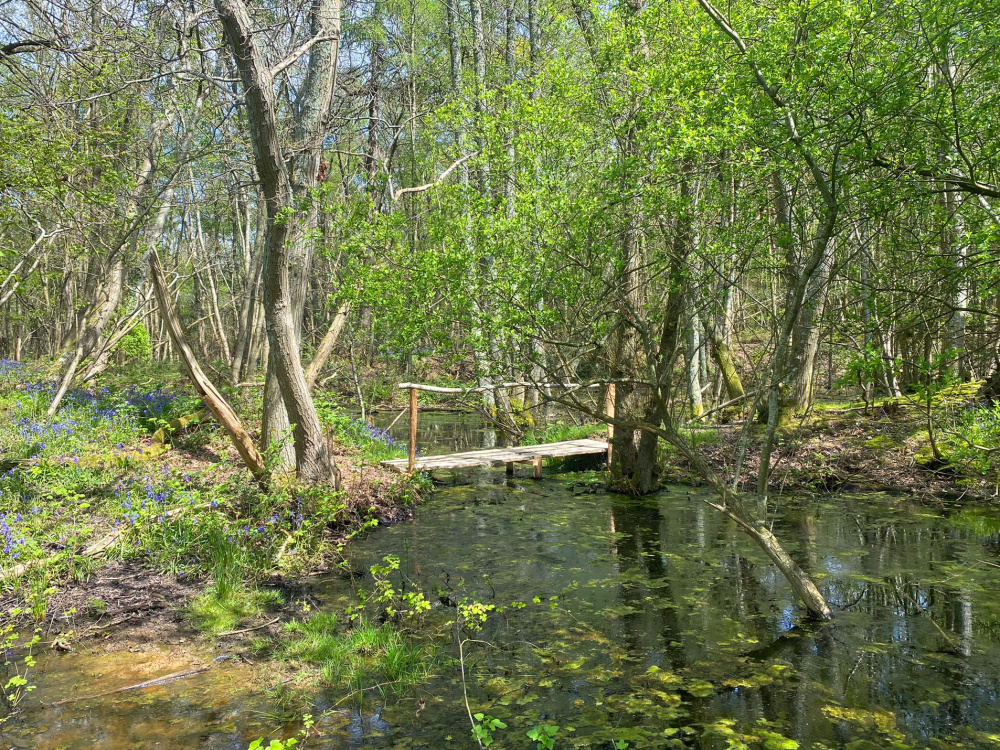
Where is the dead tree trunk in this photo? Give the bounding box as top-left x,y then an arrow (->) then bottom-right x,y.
149,249 -> 266,481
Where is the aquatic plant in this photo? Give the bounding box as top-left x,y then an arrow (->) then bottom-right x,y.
471,714 -> 507,748
527,724 -> 560,750
0,615 -> 39,719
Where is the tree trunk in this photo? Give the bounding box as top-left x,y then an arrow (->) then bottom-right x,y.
216,0 -> 340,486
776,237 -> 835,421
149,249 -> 267,481
304,302 -> 350,389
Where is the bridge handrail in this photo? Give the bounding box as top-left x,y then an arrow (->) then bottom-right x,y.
398,381 -> 603,394
397,381 -> 615,473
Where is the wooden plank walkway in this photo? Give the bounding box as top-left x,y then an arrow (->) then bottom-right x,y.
381,438 -> 609,475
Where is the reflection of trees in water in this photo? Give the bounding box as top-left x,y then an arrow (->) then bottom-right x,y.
777,501 -> 1000,741
603,494 -> 1000,746
609,497 -> 686,668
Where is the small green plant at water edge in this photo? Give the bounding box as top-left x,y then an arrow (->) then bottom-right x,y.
315,401 -> 407,464
355,555 -> 431,623
26,572 -> 56,623
472,713 -> 507,748
527,724 -> 560,750
1,614 -> 39,719
187,586 -> 283,635
278,612 -> 432,694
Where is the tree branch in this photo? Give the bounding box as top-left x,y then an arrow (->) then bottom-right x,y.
388,152 -> 478,201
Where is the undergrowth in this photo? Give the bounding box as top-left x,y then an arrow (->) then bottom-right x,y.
522,421 -> 601,446
0,362 -> 415,629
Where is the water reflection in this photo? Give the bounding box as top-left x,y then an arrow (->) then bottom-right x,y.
7,425 -> 1000,747
369,409 -> 497,456
345,486 -> 1000,748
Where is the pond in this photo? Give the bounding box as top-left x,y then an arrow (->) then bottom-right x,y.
4,413 -> 1000,749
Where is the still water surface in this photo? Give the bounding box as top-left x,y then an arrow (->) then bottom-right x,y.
4,413 -> 1000,748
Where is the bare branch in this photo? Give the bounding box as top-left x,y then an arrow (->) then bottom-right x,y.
388,152 -> 478,201
270,33 -> 338,79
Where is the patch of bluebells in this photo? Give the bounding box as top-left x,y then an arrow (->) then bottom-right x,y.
5,383 -> 186,459
0,512 -> 27,558
11,388 -> 134,453
112,470 -> 188,528
338,416 -> 412,459
0,359 -> 24,379
120,386 -> 178,420
109,470 -> 311,568
354,418 -> 399,447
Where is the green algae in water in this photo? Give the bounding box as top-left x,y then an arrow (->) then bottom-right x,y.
8,449 -> 1000,748
327,481 -> 1000,749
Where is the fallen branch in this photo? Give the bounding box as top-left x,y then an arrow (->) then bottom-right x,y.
149,249 -> 267,482
47,663 -> 215,707
216,616 -> 280,637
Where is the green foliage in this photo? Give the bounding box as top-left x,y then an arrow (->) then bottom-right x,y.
248,739 -> 296,750
527,724 -> 560,750
315,400 -> 407,464
456,597 -> 495,632
355,555 -> 431,623
187,586 -> 283,635
944,402 -> 1000,476
0,614 -> 39,718
115,322 -> 152,360
522,422 -> 601,446
278,612 -> 432,694
472,713 -> 507,748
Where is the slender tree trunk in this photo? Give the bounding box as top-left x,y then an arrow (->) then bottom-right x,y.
149,249 -> 266,481
304,302 -> 349,389
777,237 -> 836,420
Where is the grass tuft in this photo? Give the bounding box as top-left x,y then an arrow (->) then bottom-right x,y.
187,586 -> 284,635
278,612 -> 432,694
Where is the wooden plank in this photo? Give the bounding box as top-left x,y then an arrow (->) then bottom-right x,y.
382,439 -> 609,473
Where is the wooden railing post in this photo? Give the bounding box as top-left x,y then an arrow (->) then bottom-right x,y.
605,383 -> 615,465
408,386 -> 418,473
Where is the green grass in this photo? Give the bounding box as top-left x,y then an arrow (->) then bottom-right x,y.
522,421 -> 602,446
278,612 -> 433,694
187,586 -> 284,634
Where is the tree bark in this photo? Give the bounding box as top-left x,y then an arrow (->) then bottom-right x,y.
216,0 -> 340,486
149,249 -> 267,481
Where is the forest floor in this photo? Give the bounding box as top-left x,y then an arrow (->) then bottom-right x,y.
669,387 -> 1000,501
0,359 -> 425,665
